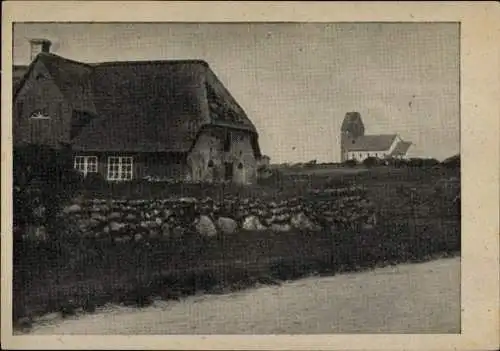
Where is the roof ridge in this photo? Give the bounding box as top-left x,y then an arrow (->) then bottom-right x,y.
358,133 -> 397,138
92,58 -> 210,67
37,52 -> 94,69
35,53 -> 210,71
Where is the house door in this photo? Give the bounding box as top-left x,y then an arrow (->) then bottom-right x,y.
224,162 -> 233,181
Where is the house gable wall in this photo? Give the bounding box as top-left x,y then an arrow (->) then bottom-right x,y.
386,135 -> 401,154
14,61 -> 72,147
187,127 -> 257,184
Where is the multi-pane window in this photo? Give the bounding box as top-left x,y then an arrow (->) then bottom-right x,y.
107,156 -> 133,181
74,156 -> 98,177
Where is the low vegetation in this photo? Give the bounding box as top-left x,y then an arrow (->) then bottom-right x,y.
12,145 -> 460,329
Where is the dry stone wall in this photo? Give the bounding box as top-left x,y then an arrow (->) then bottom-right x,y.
25,185 -> 378,242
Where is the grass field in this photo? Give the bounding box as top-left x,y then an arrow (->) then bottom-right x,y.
12,164 -> 461,329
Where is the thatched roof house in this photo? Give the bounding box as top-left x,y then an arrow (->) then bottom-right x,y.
13,40 -> 261,184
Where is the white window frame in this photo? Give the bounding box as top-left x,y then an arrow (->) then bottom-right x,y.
74,156 -> 98,177
107,156 -> 133,181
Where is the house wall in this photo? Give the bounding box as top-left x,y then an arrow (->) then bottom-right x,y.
187,128 -> 257,184
73,151 -> 189,181
73,129 -> 257,184
13,61 -> 72,147
139,153 -> 188,180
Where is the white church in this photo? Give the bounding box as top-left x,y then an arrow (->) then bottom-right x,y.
340,112 -> 412,163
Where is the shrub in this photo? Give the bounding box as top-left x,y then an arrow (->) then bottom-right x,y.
420,158 -> 440,168
304,160 -> 317,168
362,157 -> 380,168
13,144 -> 83,235
82,172 -> 107,189
442,154 -> 460,170
13,144 -> 84,320
387,158 -> 408,168
343,159 -> 358,167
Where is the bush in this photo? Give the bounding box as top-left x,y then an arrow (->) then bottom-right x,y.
304,160 -> 317,168
82,172 -> 107,188
386,158 -> 408,168
13,144 -> 85,321
442,154 -> 460,169
343,159 -> 358,167
420,158 -> 440,168
362,157 -> 380,168
13,144 -> 83,235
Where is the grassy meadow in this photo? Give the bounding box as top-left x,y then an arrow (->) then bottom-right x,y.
13,161 -> 461,329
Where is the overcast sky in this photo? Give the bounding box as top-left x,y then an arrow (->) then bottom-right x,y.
13,22 -> 459,162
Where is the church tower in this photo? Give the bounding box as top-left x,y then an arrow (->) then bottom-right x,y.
340,112 -> 365,162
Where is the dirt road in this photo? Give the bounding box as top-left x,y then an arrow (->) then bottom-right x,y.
26,257 -> 460,334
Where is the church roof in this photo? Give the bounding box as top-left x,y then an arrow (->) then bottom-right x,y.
344,134 -> 397,152
389,140 -> 412,156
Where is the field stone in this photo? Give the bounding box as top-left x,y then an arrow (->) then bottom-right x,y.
274,213 -> 291,222
78,219 -> 94,231
140,221 -> 154,229
172,226 -> 185,236
179,197 -> 198,203
217,217 -> 238,235
242,215 -> 267,231
290,212 -> 321,231
99,204 -> 110,212
163,209 -> 173,218
195,215 -> 217,237
63,204 -> 81,214
88,218 -> 101,228
125,213 -> 137,221
109,221 -> 127,232
270,223 -> 292,232
108,212 -> 122,220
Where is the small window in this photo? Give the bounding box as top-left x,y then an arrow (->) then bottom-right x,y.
237,162 -> 243,170
223,131 -> 231,152
35,73 -> 46,80
107,156 -> 133,181
29,110 -> 50,120
208,160 -> 214,168
74,156 -> 98,177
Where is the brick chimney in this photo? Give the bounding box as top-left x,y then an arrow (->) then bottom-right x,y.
29,38 -> 52,61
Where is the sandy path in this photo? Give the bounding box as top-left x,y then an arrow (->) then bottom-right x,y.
26,257 -> 460,334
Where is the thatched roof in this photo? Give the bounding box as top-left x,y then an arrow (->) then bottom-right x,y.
14,53 -> 260,156
13,65 -> 28,93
